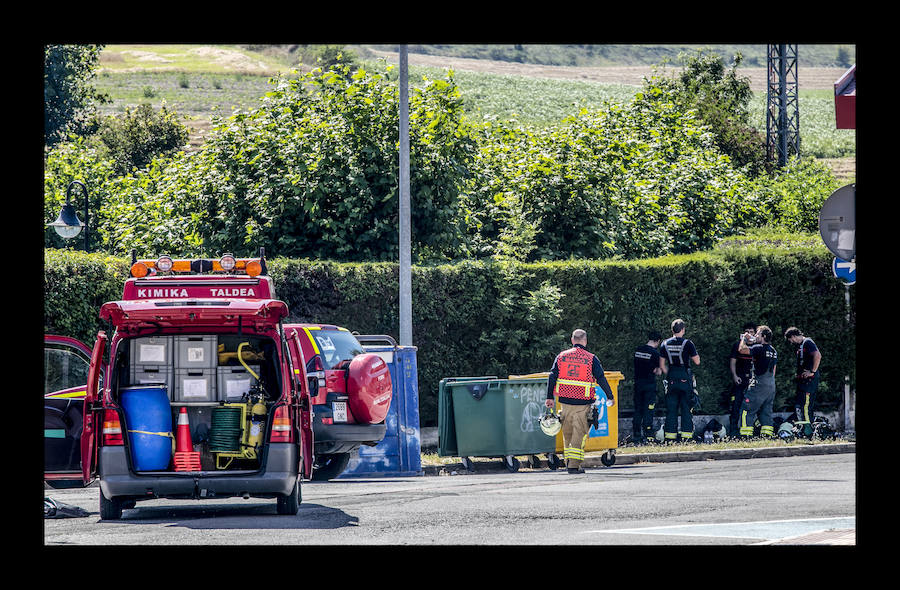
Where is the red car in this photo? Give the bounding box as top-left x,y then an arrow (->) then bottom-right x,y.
44,250 -> 391,519
285,324 -> 392,480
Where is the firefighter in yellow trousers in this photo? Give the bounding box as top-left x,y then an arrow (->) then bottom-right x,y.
546,329 -> 615,474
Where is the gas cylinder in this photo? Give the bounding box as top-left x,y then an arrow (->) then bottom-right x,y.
246,396 -> 267,451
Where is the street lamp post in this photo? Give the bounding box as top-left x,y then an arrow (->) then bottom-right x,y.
47,180 -> 89,251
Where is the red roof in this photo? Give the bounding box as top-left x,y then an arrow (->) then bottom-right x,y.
834,65 -> 855,129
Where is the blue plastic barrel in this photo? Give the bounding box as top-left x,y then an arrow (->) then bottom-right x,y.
120,385 -> 173,471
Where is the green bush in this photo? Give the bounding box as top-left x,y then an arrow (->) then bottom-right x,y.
463,86 -> 769,261
762,155 -> 843,232
660,49 -> 769,177
81,63 -> 475,261
43,249 -> 130,344
45,243 -> 855,426
92,103 -> 190,175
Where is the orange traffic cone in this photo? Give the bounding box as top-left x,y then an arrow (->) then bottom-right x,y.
173,407 -> 201,472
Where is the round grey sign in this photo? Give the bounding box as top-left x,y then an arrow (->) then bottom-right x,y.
818,183 -> 855,261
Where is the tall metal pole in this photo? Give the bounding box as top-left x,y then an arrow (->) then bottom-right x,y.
844,284 -> 852,432
398,45 -> 412,347
778,44 -> 788,167
766,44 -> 800,168
67,180 -> 90,252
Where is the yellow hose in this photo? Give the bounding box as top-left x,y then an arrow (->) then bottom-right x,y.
237,342 -> 260,380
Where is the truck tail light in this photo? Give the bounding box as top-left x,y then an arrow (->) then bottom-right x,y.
270,405 -> 293,443
102,409 -> 124,445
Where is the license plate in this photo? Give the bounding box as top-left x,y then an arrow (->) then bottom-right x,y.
332,401 -> 347,422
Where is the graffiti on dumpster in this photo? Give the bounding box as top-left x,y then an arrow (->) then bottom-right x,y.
516,384 -> 546,433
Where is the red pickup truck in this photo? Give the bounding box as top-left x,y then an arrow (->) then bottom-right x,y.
44,250 -> 391,519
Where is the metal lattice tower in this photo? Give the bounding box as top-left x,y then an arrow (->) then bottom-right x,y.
766,44 -> 800,167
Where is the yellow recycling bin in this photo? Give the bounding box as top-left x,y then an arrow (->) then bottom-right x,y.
510,371 -> 624,462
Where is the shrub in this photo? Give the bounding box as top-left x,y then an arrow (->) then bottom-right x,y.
92,103 -> 190,175
659,49 -> 769,177
761,155 -> 842,233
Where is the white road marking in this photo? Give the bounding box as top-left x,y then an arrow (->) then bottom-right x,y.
584,516 -> 855,540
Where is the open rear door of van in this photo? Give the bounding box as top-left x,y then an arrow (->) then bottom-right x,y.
44,335 -> 95,486
80,331 -> 106,485
287,329 -> 314,479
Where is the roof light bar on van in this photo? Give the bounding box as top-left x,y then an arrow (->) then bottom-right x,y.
128,256 -> 266,277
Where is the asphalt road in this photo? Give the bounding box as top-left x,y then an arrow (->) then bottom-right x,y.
43,453 -> 855,546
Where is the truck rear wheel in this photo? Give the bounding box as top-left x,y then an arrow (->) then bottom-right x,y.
277,478 -> 301,515
311,453 -> 350,481
100,489 -> 123,520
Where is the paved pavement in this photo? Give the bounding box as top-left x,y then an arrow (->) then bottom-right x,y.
419,440 -> 856,546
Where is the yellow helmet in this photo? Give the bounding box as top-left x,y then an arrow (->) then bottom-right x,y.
539,410 -> 561,436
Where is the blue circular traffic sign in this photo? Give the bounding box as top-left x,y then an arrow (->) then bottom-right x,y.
832,257 -> 856,285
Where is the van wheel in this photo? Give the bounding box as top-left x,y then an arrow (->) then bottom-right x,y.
277,478 -> 301,515
100,489 -> 123,520
311,453 -> 350,481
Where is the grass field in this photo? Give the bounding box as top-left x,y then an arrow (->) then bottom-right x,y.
93,45 -> 856,175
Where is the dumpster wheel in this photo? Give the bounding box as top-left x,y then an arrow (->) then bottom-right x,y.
503,455 -> 520,473
547,453 -> 562,470
528,454 -> 542,469
600,449 -> 616,467
460,457 -> 475,472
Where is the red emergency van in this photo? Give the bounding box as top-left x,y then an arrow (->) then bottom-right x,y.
45,250 -> 391,519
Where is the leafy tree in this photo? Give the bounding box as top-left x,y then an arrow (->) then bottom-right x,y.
463,80 -> 768,261
81,62 -> 475,260
92,103 -> 190,175
44,45 -> 109,146
658,49 -> 769,177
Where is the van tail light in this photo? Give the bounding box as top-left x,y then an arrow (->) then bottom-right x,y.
312,357 -> 326,390
102,409 -> 124,445
270,405 -> 294,443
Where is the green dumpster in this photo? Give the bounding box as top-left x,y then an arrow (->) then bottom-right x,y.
438,376 -> 561,472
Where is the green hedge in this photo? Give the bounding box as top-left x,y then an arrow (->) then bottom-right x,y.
44,243 -> 855,426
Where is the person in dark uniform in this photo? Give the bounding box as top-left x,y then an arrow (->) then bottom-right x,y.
738,325 -> 778,438
728,322 -> 757,437
658,319 -> 700,443
784,327 -> 822,426
632,330 -> 661,444
546,329 -> 615,473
